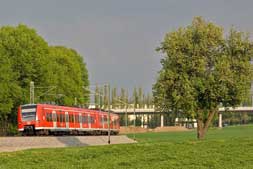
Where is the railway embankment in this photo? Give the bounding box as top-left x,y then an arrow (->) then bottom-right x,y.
0,135 -> 136,152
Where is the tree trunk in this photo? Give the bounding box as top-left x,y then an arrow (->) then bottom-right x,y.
197,118 -> 204,139
197,110 -> 216,139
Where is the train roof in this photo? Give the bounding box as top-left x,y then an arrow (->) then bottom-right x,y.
20,104 -> 118,116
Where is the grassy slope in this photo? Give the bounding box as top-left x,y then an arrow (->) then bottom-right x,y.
1,125 -> 253,169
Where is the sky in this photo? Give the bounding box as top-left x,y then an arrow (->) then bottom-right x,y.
1,0 -> 253,94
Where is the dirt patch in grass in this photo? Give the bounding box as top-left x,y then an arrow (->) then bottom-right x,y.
120,126 -> 190,134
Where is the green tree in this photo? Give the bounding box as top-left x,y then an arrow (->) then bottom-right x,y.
133,87 -> 138,108
125,90 -> 129,108
145,93 -> 153,108
0,54 -> 20,124
153,17 -> 253,139
138,87 -> 143,108
0,24 -> 50,105
111,87 -> 117,108
120,88 -> 127,108
0,24 -> 90,134
99,87 -> 104,109
103,85 -> 109,109
0,24 -> 53,132
48,46 -> 89,106
95,84 -> 99,108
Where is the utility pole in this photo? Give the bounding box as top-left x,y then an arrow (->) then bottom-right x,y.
107,84 -> 111,144
125,106 -> 128,127
133,101 -> 136,140
30,81 -> 34,104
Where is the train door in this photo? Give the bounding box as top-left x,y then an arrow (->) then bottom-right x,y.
65,112 -> 69,129
73,113 -> 79,129
45,111 -> 53,128
112,115 -> 114,130
56,112 -> 60,128
89,113 -> 96,129
81,113 -> 88,129
99,115 -> 104,129
68,112 -> 74,129
52,110 -> 57,128
104,115 -> 108,129
56,111 -> 66,128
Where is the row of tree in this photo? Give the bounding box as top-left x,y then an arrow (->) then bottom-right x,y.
93,86 -> 153,109
0,24 -> 89,134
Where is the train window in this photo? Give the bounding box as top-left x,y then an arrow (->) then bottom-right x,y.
79,115 -> 82,123
65,114 -> 69,122
46,113 -> 53,122
52,113 -> 56,122
113,118 -> 117,126
75,115 -> 79,123
100,116 -> 103,124
88,116 -> 90,123
82,116 -> 88,123
69,114 -> 74,123
46,113 -> 49,121
21,105 -> 37,121
60,114 -> 65,122
57,114 -> 60,122
104,116 -> 107,124
88,116 -> 95,124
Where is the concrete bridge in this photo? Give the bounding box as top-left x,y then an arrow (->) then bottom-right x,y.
111,106 -> 253,128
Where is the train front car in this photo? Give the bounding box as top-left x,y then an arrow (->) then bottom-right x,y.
18,104 -> 39,135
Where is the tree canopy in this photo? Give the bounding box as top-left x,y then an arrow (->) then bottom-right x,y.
153,17 -> 253,139
0,24 -> 89,133
48,46 -> 89,106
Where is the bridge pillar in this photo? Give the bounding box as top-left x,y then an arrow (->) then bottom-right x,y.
218,113 -> 222,128
161,114 -> 164,128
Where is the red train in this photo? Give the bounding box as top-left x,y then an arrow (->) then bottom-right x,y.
17,104 -> 120,135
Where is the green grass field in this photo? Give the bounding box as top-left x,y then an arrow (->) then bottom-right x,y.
1,125 -> 253,169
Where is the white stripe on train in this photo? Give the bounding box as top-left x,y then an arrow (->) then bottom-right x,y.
19,127 -> 118,131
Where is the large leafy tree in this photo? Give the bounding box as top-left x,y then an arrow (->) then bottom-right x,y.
120,88 -> 127,108
0,24 -> 50,104
153,17 -> 253,139
133,87 -> 138,108
48,46 -> 89,106
0,54 -> 20,122
0,24 -> 90,134
0,25 -> 52,130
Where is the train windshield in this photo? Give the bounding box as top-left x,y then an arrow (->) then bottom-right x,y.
21,105 -> 37,121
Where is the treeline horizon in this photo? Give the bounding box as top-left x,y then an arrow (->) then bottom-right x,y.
93,85 -> 153,109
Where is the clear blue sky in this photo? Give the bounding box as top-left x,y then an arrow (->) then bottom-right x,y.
1,0 -> 253,94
